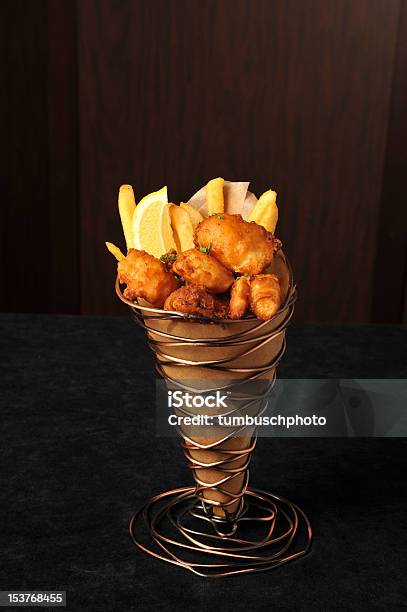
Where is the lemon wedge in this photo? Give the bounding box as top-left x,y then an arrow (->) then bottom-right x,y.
132,186 -> 176,258
137,185 -> 168,208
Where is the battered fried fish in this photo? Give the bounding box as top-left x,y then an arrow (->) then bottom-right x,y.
229,276 -> 251,319
172,248 -> 234,294
118,249 -> 179,308
249,274 -> 281,320
164,284 -> 229,319
194,213 -> 280,275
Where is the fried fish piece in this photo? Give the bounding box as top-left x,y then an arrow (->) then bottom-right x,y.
194,213 -> 280,275
229,276 -> 251,319
118,249 -> 179,307
172,248 -> 234,294
164,284 -> 229,319
249,274 -> 281,320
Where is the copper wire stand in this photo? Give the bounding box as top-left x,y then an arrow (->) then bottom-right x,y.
128,486 -> 312,577
116,256 -> 312,577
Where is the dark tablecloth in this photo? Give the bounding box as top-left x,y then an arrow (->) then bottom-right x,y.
1,314 -> 407,611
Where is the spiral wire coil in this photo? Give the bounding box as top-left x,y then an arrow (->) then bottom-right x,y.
116,259 -> 312,576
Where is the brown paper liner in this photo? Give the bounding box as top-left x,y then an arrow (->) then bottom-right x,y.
117,251 -> 294,519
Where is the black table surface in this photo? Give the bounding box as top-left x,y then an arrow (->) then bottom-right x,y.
1,314 -> 407,611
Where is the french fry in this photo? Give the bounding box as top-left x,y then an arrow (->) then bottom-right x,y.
105,241 -> 125,261
169,205 -> 194,252
206,177 -> 224,215
248,189 -> 278,233
118,184 -> 136,250
180,202 -> 204,228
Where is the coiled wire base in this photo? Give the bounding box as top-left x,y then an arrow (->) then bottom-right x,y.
129,486 -> 312,577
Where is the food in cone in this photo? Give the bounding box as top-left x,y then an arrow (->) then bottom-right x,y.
107,179 -> 294,520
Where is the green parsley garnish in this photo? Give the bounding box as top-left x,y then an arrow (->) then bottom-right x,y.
199,243 -> 212,255
160,252 -> 177,264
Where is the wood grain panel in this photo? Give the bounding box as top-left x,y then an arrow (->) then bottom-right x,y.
47,0 -> 80,313
0,0 -> 51,312
78,0 -> 400,320
0,0 -> 79,314
372,0 -> 407,323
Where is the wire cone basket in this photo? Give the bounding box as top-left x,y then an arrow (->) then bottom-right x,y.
116,250 -> 312,576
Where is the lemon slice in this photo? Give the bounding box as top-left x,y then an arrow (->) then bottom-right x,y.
132,187 -> 176,258
137,185 -> 168,208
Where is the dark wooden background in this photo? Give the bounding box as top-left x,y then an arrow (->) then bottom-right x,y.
2,0 -> 407,322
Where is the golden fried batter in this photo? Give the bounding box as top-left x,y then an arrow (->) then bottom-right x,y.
249,274 -> 281,320
172,248 -> 234,294
195,213 -> 280,275
164,284 -> 229,319
229,276 -> 251,319
118,249 -> 179,307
